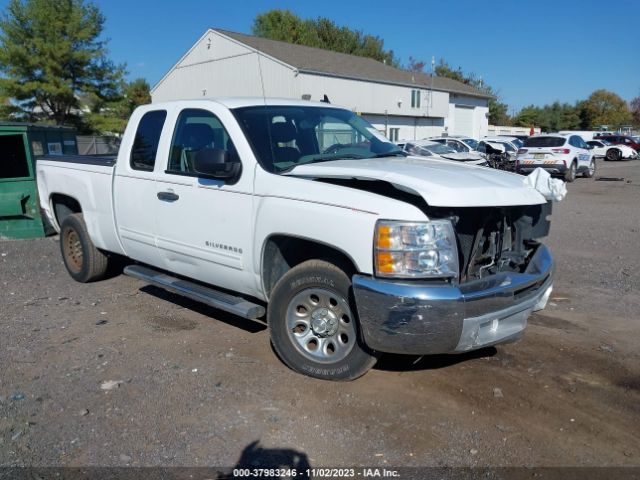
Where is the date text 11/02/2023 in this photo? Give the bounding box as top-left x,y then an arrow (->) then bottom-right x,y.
232,467 -> 400,477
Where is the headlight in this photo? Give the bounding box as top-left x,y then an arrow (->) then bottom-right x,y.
374,220 -> 459,279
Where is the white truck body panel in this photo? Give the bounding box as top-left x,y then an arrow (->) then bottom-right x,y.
36,160 -> 124,255
286,156 -> 547,207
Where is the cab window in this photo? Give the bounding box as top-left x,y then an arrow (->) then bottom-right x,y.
167,109 -> 238,175
130,110 -> 167,171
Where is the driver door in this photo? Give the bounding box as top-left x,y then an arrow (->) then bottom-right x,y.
153,106 -> 253,293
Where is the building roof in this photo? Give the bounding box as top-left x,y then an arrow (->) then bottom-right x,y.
213,29 -> 492,99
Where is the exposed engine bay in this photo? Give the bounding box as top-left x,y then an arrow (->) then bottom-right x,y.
426,204 -> 551,282
315,178 -> 551,283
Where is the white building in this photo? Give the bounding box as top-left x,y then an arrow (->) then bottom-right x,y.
152,29 -> 492,141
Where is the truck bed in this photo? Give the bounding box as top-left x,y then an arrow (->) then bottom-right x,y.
40,154 -> 117,167
36,154 -> 124,255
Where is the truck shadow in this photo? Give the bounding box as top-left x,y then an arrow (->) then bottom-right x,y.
375,347 -> 497,372
217,440 -> 312,479
139,285 -> 267,334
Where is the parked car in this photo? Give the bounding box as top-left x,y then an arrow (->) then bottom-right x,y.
595,135 -> 640,152
586,139 -> 638,161
478,137 -> 521,170
501,137 -> 524,149
480,137 -> 520,160
427,135 -> 481,154
516,134 -> 595,182
37,98 -> 555,381
403,139 -> 488,166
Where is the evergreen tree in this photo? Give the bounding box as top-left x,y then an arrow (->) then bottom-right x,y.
0,0 -> 124,126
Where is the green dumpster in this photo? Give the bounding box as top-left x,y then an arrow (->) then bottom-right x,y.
0,123 -> 78,239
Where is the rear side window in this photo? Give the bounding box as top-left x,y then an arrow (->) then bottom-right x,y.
130,110 -> 167,171
523,137 -> 566,148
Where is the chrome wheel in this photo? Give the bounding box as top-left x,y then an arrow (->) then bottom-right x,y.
286,288 -> 356,364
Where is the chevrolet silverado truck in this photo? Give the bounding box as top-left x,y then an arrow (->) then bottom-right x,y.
37,98 -> 554,381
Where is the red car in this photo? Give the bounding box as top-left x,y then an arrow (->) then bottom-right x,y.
594,134 -> 640,152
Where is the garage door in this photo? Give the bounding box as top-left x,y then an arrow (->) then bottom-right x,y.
454,106 -> 475,137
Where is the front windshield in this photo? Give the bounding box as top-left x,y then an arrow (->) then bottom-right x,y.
232,105 -> 404,173
462,138 -> 479,150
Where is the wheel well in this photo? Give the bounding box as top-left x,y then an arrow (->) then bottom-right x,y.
51,194 -> 82,227
262,235 -> 358,299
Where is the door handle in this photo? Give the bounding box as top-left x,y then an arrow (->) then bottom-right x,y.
157,191 -> 179,202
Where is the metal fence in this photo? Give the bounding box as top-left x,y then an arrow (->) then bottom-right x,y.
76,135 -> 121,155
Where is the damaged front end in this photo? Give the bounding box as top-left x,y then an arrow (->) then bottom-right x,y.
426,203 -> 552,283
352,201 -> 554,356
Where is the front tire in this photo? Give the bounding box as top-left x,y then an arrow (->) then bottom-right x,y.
60,213 -> 109,283
268,259 -> 378,381
564,161 -> 577,182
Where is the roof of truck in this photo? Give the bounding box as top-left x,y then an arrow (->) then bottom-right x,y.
148,97 -> 338,110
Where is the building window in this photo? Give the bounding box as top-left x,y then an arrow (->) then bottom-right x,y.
388,128 -> 400,142
411,89 -> 421,109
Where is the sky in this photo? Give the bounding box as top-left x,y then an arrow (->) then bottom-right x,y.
2,0 -> 639,112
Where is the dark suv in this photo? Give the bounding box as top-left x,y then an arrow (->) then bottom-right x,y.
594,135 -> 640,152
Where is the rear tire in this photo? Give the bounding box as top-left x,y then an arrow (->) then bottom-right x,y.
583,158 -> 596,178
605,148 -> 621,161
564,161 -> 577,182
60,213 -> 109,283
268,259 -> 378,381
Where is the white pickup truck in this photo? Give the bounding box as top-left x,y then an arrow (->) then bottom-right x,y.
37,98 -> 554,380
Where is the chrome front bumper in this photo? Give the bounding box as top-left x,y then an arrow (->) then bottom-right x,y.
353,244 -> 554,355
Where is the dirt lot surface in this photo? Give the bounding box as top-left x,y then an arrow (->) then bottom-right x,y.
1,159 -> 639,472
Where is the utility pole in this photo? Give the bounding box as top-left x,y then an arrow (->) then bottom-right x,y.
430,56 -> 435,109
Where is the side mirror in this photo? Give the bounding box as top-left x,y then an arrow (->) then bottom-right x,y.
193,148 -> 241,179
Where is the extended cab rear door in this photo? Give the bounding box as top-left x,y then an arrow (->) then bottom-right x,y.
153,103 -> 254,294
113,108 -> 168,267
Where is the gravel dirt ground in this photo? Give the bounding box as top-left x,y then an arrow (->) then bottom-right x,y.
1,159 -> 639,471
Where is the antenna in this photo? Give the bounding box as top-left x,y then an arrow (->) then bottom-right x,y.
256,48 -> 267,104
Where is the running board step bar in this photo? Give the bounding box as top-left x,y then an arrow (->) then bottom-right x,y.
124,265 -> 265,319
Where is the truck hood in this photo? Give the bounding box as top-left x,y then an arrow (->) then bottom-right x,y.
285,156 -> 547,207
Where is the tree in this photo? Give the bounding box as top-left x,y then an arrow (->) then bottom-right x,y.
406,56 -> 426,73
434,59 -> 467,83
578,89 -> 632,129
252,9 -> 399,66
84,78 -> 151,134
513,105 -> 540,129
514,102 -> 581,132
435,59 -> 510,125
0,0 -> 124,125
629,95 -> 640,126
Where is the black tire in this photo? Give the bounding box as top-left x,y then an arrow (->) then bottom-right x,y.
564,161 -> 577,182
605,148 -> 621,161
583,158 -> 596,178
268,259 -> 378,381
59,213 -> 109,283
